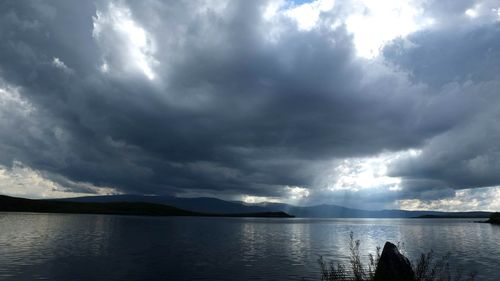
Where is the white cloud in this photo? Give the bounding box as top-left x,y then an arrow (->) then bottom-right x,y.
93,2 -> 157,80
345,0 -> 432,58
268,0 -> 432,58
323,151 -> 419,192
0,82 -> 33,116
285,185 -> 310,200
51,57 -> 73,74
462,3 -> 500,22
285,0 -> 335,31
397,186 -> 500,212
465,8 -> 479,18
242,194 -> 281,204
240,186 -> 309,205
100,61 -> 109,73
0,161 -> 118,199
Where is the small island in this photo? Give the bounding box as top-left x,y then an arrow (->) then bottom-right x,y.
0,195 -> 294,218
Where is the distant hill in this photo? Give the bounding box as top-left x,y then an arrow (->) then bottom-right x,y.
51,194 -> 271,214
254,203 -> 491,218
1,194 -> 195,216
53,195 -> 493,218
0,195 -> 293,218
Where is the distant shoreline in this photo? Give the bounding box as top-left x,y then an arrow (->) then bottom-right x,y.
2,194 -> 495,220
413,214 -> 490,219
0,195 -> 294,218
46,194 -> 494,219
414,213 -> 500,225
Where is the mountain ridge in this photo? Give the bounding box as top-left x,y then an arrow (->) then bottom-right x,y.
51,194 -> 492,218
0,195 -> 293,218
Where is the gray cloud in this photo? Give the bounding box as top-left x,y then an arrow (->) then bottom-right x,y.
0,0 -> 499,209
385,15 -> 500,196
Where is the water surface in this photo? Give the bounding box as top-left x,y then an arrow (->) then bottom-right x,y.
0,213 -> 498,280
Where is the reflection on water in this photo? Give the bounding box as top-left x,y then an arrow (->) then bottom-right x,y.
0,214 -> 499,281
0,213 -> 116,280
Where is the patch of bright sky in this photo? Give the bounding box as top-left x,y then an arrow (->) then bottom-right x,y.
398,186 -> 500,212
100,61 -> 109,73
0,161 -> 118,199
93,2 -> 157,80
325,149 -> 421,192
242,195 -> 281,204
345,0 -> 433,58
242,186 -> 310,204
271,0 -> 434,58
285,186 -> 310,201
284,0 -> 335,30
465,8 -> 479,18
330,157 -> 399,192
240,150 -> 422,205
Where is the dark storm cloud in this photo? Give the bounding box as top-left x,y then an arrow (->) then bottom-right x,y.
384,15 -> 500,195
0,0 -> 499,205
384,24 -> 500,87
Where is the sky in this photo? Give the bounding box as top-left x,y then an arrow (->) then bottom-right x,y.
1,0 -> 500,211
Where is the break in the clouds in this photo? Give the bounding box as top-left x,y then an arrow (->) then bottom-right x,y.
0,0 -> 499,211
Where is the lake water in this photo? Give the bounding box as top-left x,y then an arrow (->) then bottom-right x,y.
0,213 -> 499,281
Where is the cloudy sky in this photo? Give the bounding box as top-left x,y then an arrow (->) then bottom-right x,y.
1,0 -> 500,211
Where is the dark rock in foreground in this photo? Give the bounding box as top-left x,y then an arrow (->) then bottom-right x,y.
374,242 -> 415,281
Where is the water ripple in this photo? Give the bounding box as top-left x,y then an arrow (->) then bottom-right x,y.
0,214 -> 498,281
